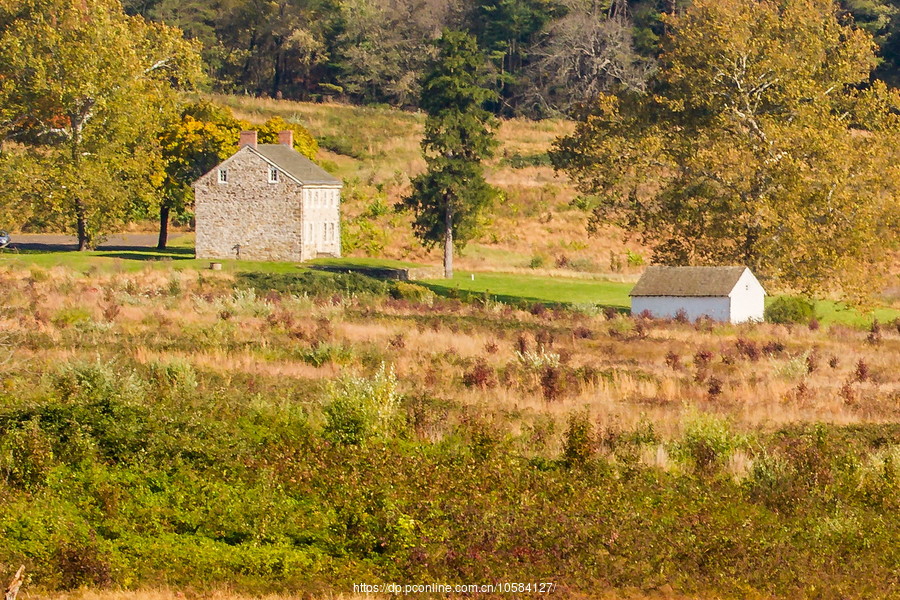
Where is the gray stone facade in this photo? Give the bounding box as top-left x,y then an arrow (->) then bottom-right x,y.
193,134 -> 342,262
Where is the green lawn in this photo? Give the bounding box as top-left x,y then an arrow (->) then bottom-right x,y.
421,270 -> 632,309
309,256 -> 423,269
809,298 -> 900,327
0,246 -> 308,274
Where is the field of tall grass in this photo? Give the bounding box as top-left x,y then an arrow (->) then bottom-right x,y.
1,264 -> 899,598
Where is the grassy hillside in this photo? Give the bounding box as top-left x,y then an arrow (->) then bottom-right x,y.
210,94 -> 650,281
1,264 -> 900,598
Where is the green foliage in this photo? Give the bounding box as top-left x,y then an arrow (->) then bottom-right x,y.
322,363 -> 403,445
235,271 -> 392,297
562,410 -> 595,467
257,116 -> 318,159
389,282 -> 434,302
553,0 -> 900,302
401,31 -> 500,278
528,254 -> 547,269
675,412 -> 741,476
156,101 -> 242,246
0,0 -> 203,249
501,151 -> 552,168
2,354 -> 900,594
766,295 -> 816,324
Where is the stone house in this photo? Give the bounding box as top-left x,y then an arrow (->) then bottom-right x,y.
630,266 -> 766,323
193,130 -> 342,262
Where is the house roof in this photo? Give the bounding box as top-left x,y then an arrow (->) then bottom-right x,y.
252,144 -> 342,186
629,266 -> 751,297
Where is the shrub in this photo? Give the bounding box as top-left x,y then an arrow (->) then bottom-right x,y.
694,349 -> 714,367
856,446 -> 900,509
528,255 -> 546,269
322,363 -> 403,445
53,361 -> 125,404
0,417 -> 55,488
563,410 -> 595,467
147,358 -> 198,398
463,359 -> 497,389
210,288 -> 271,318
236,271 -> 391,298
765,296 -> 815,324
516,348 -> 560,370
745,450 -> 797,512
298,342 -> 354,367
52,307 -> 93,328
665,351 -> 682,370
625,250 -> 644,266
540,365 -> 565,402
390,282 -> 433,302
676,413 -> 740,476
854,359 -> 870,382
573,326 -> 594,340
735,338 -> 760,361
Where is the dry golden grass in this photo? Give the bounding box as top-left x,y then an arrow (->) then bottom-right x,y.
3,265 -> 898,450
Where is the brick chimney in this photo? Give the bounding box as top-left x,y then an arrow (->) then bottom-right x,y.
278,130 -> 293,147
239,130 -> 257,149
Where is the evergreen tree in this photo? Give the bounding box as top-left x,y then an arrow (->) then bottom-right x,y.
401,31 -> 499,279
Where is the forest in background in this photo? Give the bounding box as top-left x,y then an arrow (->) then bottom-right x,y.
123,0 -> 900,116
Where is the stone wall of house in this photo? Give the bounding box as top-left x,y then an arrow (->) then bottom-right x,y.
195,148 -> 304,261
195,146 -> 343,262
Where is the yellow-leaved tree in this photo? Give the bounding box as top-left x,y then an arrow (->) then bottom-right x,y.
552,0 -> 900,303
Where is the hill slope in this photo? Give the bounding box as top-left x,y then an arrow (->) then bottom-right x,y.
211,94 -> 647,281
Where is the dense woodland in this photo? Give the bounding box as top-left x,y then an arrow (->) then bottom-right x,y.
123,0 -> 900,115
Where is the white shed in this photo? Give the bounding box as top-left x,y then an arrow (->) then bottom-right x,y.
629,266 -> 765,323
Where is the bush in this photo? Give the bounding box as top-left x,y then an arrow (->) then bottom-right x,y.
563,410 -> 595,467
322,363 -> 403,445
765,296 -> 816,324
528,255 -> 547,269
390,282 -> 433,302
676,413 -> 740,476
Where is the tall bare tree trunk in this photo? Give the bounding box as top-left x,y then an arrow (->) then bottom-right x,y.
4,566 -> 24,600
158,203 -> 170,249
76,200 -> 89,251
443,205 -> 454,279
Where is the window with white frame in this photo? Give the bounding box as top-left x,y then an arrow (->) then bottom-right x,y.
268,167 -> 278,183
328,222 -> 335,241
218,169 -> 227,183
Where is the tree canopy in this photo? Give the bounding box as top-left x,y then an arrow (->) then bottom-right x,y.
0,0 -> 202,249
552,0 -> 900,301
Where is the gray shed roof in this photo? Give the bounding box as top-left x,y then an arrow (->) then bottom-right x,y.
253,144 -> 341,185
629,266 -> 749,297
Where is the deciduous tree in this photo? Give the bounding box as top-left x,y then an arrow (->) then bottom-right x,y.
552,0 -> 900,302
0,0 -> 201,249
